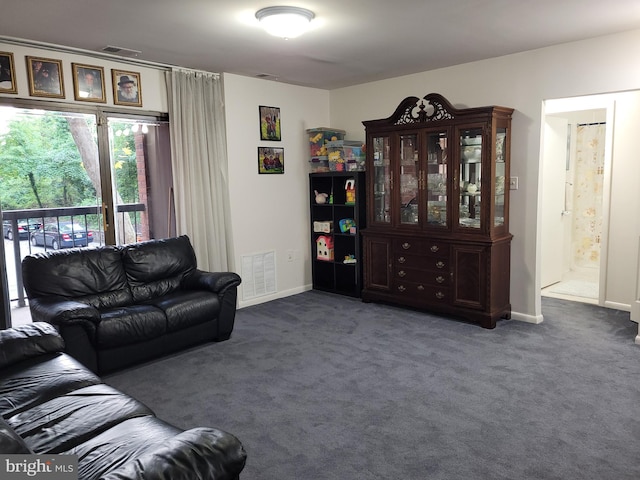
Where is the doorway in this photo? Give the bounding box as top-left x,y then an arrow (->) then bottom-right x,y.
540,95 -> 614,305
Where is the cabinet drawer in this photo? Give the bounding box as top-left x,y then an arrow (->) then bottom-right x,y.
395,267 -> 450,286
395,253 -> 449,272
393,239 -> 449,257
393,281 -> 449,303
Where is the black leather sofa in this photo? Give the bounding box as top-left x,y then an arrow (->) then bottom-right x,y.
0,322 -> 246,479
22,235 -> 241,374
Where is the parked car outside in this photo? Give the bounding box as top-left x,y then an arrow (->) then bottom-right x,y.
30,222 -> 94,249
2,220 -> 42,240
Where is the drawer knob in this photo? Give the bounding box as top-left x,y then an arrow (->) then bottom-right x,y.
435,291 -> 445,299
435,275 -> 445,283
402,242 -> 411,250
417,285 -> 425,291
398,270 -> 406,277
435,260 -> 445,269
430,245 -> 439,252
398,285 -> 406,292
398,256 -> 406,264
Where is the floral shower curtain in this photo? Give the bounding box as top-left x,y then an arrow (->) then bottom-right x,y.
571,123 -> 606,270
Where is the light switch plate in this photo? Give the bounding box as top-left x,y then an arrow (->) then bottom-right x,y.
509,176 -> 519,190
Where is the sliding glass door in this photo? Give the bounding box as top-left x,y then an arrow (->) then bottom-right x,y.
107,117 -> 174,245
0,107 -> 104,314
0,103 -> 172,326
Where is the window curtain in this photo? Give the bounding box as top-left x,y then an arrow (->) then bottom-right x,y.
165,69 -> 234,271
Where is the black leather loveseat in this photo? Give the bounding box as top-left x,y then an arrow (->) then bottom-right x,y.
0,322 -> 246,479
22,235 -> 241,374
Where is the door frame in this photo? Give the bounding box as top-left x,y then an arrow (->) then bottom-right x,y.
0,97 -> 168,327
539,94 -> 615,307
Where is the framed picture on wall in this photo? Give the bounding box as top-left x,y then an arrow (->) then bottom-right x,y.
26,56 -> 65,98
259,105 -> 281,141
258,147 -> 284,174
72,63 -> 106,102
0,52 -> 17,94
112,69 -> 142,107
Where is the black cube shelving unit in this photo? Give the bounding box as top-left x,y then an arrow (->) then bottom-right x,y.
309,171 -> 366,297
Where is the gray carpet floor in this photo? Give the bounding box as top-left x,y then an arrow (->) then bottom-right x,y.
105,291 -> 640,480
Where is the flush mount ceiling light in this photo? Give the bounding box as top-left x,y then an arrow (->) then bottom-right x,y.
255,6 -> 315,39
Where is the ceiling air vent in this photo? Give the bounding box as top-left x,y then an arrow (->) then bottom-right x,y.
101,45 -> 142,57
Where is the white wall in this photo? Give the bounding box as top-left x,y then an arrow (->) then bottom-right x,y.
604,92 -> 640,309
329,29 -> 640,323
0,41 -> 167,111
4,31 -> 640,323
223,73 -> 330,307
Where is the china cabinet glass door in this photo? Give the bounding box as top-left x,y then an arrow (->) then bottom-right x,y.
459,128 -> 483,229
399,134 -> 419,225
426,131 -> 448,226
494,128 -> 507,227
372,136 -> 391,223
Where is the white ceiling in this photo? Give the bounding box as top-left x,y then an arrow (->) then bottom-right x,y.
2,0 -> 640,90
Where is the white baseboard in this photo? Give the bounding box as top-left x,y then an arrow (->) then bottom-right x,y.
630,300 -> 640,323
238,284 -> 312,309
510,311 -> 544,324
603,300 -> 631,312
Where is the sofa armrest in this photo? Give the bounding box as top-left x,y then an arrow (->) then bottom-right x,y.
29,297 -> 100,341
29,297 -> 100,325
0,322 -> 64,369
100,428 -> 246,480
182,271 -> 241,295
0,417 -> 33,454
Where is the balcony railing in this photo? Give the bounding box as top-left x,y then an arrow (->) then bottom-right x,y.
2,203 -> 145,307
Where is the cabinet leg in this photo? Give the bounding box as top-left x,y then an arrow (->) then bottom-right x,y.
479,317 -> 497,329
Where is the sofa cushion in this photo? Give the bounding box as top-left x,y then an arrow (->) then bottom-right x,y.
0,322 -> 64,369
65,416 -> 182,479
97,305 -> 167,348
0,417 -> 32,454
22,246 -> 133,309
122,235 -> 197,302
147,290 -> 221,332
6,384 -> 154,454
0,353 -> 101,417
99,428 -> 247,480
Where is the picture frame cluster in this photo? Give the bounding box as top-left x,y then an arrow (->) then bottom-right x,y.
258,105 -> 284,174
0,52 -> 143,107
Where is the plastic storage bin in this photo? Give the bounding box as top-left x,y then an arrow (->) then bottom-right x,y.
327,140 -> 366,172
309,156 -> 330,172
306,128 -> 346,158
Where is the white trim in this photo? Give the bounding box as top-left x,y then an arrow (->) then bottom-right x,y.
538,95 -> 616,312
3,37 -> 221,77
603,300 -> 630,312
238,284 -> 312,309
0,35 -> 173,71
632,236 -> 640,324
598,101 -> 616,305
510,311 -> 544,324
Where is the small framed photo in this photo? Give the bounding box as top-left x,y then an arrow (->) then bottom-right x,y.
112,69 -> 142,107
258,147 -> 284,174
259,105 -> 281,141
0,52 -> 17,94
72,63 -> 106,102
26,56 -> 64,98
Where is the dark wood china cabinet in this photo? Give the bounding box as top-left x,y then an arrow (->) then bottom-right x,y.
361,93 -> 513,328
